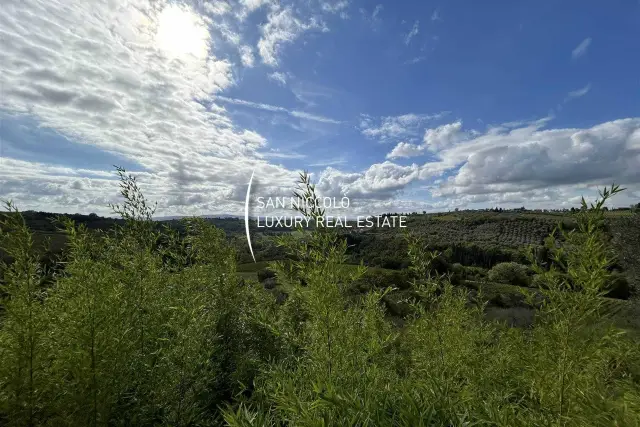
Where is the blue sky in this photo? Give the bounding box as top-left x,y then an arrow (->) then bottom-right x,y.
0,0 -> 639,216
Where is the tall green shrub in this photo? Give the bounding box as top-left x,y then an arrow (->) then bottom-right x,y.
0,168 -> 280,425
224,183 -> 640,426
2,171 -> 640,426
488,261 -> 530,286
0,202 -> 49,426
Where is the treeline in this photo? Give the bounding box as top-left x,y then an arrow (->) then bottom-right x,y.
14,210 -> 123,232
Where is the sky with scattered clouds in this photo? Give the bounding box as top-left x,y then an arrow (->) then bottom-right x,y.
1,0 -> 639,217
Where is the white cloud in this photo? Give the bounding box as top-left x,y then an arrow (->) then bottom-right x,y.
316,162 -> 421,200
203,1 -> 232,16
258,6 -> 325,67
360,112 -> 449,143
215,96 -> 342,124
290,111 -> 342,124
387,142 -> 426,159
360,4 -> 383,29
429,118 -> 640,199
424,121 -> 464,151
404,21 -> 419,45
261,149 -> 306,159
290,81 -> 335,108
382,117 -> 640,206
308,157 -> 347,167
566,83 -> 592,100
386,121 -> 463,159
321,1 -> 349,14
239,45 -> 255,67
431,9 -> 441,21
268,71 -> 288,86
215,96 -> 286,113
240,0 -> 272,14
2,0 -> 638,216
404,56 -> 426,65
572,37 -> 592,59
372,4 -> 383,19
0,0 -> 302,216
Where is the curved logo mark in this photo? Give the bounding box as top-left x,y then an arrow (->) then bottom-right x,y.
245,170 -> 256,263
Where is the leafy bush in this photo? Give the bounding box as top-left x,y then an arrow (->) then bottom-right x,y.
451,262 -> 464,274
262,277 -> 277,290
463,265 -> 489,280
257,267 -> 276,282
352,268 -> 411,292
485,306 -> 535,328
226,181 -> 640,426
0,169 -> 279,425
532,273 -> 549,289
488,261 -> 531,286
2,172 -> 639,426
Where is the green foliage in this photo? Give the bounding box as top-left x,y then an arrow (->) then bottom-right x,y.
0,169 -> 278,426
2,172 -> 640,426
228,181 -> 640,426
256,267 -> 276,283
352,267 -> 412,292
0,201 -> 49,426
488,261 -> 531,287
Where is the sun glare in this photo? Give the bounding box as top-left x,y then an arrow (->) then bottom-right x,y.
155,4 -> 209,60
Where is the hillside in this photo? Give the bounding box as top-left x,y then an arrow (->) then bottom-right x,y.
7,209 -> 640,296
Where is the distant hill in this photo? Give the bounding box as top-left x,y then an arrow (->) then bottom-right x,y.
154,213 -> 242,221
6,209 -> 639,295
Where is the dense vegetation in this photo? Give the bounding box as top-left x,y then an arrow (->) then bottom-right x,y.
11,189 -> 640,298
1,170 -> 640,426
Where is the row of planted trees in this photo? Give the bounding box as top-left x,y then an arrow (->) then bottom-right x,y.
1,169 -> 640,426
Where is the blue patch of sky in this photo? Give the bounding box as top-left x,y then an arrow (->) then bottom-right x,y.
0,114 -> 143,172
199,0 -> 640,186
222,0 -> 639,171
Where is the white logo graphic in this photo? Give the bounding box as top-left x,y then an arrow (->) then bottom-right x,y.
244,171 -> 407,263
244,170 -> 256,263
